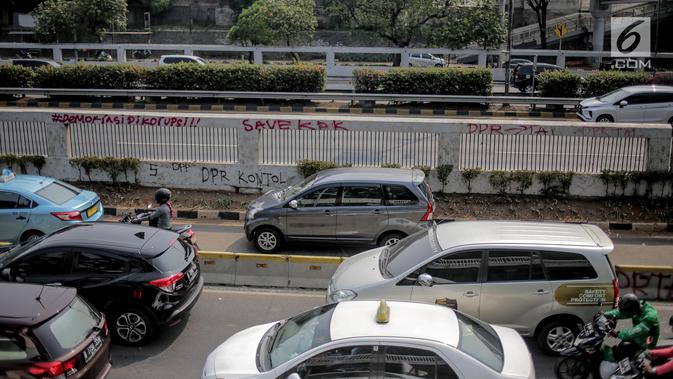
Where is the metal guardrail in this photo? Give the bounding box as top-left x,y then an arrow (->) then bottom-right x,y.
0,87 -> 582,106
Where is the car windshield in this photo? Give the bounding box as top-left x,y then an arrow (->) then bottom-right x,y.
382,225 -> 440,278
34,180 -> 81,205
456,312 -> 504,372
281,174 -> 317,200
0,238 -> 42,266
33,297 -> 102,357
268,303 -> 336,368
598,88 -> 629,103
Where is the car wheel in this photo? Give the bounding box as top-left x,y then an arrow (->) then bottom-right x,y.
111,307 -> 155,346
434,63 -> 443,67
554,356 -> 591,379
20,230 -> 44,242
378,232 -> 406,247
536,320 -> 579,355
254,228 -> 283,253
596,115 -> 614,123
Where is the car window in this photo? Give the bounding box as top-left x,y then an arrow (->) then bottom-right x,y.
383,345 -> 458,379
298,187 -> 339,208
424,251 -> 482,284
541,251 -> 597,280
422,53 -> 433,59
283,174 -> 317,201
384,229 -> 440,278
383,185 -> 418,206
341,186 -> 383,207
14,250 -> 71,278
624,93 -> 654,105
417,181 -> 433,204
150,240 -> 189,273
0,331 -> 40,363
455,312 -> 504,372
0,191 -> 19,209
284,345 -> 377,379
16,195 -> 32,209
487,251 -> 545,282
411,54 -> 420,58
598,88 -> 629,103
33,297 -> 101,358
34,181 -> 80,205
652,93 -> 673,103
74,250 -> 127,275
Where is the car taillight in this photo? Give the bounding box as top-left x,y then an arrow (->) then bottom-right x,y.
29,361 -> 64,378
421,202 -> 434,221
51,211 -> 82,221
149,272 -> 185,293
612,278 -> 619,308
62,357 -> 78,373
102,321 -> 109,336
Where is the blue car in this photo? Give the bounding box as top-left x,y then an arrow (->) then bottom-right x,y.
0,175 -> 103,243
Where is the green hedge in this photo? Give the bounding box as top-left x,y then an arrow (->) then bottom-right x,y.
353,67 -> 492,96
145,63 -> 325,92
0,65 -> 35,87
34,64 -> 144,89
537,70 -> 582,97
582,71 -> 648,97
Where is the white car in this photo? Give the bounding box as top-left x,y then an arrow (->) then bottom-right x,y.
158,54 -> 208,66
576,85 -> 673,124
409,53 -> 446,67
202,300 -> 535,379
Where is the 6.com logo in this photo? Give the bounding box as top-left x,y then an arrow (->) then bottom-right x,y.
611,17 -> 651,58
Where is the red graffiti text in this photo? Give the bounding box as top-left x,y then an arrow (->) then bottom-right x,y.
50,113 -> 201,127
467,123 -> 553,135
617,269 -> 673,301
242,119 -> 348,132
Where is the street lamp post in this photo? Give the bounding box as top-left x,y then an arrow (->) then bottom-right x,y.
504,0 -> 514,95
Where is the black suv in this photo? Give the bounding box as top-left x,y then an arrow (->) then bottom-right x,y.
0,223 -> 203,346
511,63 -> 563,93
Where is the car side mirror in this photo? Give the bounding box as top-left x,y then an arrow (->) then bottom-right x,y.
288,200 -> 298,209
287,374 -> 302,379
619,100 -> 628,108
417,273 -> 434,287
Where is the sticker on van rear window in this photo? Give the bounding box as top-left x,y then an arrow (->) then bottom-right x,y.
554,284 -> 615,306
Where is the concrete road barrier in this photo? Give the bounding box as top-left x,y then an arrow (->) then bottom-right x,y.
288,255 -> 343,289
616,265 -> 673,301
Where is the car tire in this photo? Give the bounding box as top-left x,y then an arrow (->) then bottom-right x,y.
20,230 -> 44,242
110,307 -> 156,346
596,114 -> 614,123
378,232 -> 406,247
434,63 -> 443,67
554,356 -> 591,379
254,228 -> 283,253
536,319 -> 579,356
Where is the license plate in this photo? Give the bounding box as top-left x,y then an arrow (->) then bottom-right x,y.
186,265 -> 198,283
83,334 -> 103,363
618,358 -> 631,374
86,203 -> 99,218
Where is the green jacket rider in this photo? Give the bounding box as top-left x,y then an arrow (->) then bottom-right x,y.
603,293 -> 660,361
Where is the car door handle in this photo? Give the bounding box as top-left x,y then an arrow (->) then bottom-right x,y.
15,216 -> 26,220
535,289 -> 550,295
463,291 -> 479,298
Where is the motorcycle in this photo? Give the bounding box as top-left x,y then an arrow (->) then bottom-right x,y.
118,205 -> 200,251
555,313 -> 645,379
132,49 -> 152,59
610,350 -> 650,379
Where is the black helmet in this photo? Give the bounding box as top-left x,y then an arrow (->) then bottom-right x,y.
154,188 -> 171,203
618,293 -> 641,315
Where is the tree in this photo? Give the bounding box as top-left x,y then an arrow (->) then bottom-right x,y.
32,0 -> 76,42
130,0 -> 175,14
228,0 -> 316,47
527,0 -> 551,49
75,0 -> 128,41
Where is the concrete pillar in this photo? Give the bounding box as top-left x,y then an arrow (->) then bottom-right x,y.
556,52 -> 566,67
325,50 -> 335,76
184,48 -> 194,55
478,53 -> 488,67
647,136 -> 673,171
116,48 -> 127,63
253,50 -> 263,65
400,50 -> 410,67
52,48 -> 63,62
237,129 -> 260,173
590,0 -> 610,67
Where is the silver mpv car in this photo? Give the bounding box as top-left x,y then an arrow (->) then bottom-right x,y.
244,168 -> 435,253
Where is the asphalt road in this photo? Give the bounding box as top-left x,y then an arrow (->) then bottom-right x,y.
108,287 -> 560,379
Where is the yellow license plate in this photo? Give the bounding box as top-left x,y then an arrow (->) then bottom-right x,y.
86,203 -> 99,218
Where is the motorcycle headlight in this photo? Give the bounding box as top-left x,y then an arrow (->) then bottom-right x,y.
331,289 -> 357,302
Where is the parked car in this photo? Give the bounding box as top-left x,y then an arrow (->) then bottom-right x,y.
326,221 -> 619,355
0,282 -> 111,379
502,58 -> 533,69
244,168 -> 435,253
0,222 -> 204,346
158,55 -> 207,66
409,53 -> 446,67
11,59 -> 61,70
576,85 -> 673,124
511,63 -> 564,93
0,174 -> 102,244
201,300 -> 535,379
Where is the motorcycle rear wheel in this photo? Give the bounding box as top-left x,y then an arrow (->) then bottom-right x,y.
555,357 -> 593,379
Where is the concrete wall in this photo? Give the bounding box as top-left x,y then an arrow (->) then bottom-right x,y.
1,108 -> 671,197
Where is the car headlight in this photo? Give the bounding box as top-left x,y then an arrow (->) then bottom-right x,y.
331,289 -> 357,302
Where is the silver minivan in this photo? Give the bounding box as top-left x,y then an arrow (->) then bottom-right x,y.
327,221 -> 618,355
244,168 -> 434,253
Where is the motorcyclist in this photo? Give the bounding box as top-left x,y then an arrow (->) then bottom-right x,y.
642,316 -> 673,377
133,188 -> 174,229
600,293 -> 660,377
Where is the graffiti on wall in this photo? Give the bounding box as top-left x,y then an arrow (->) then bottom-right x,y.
147,162 -> 287,188
617,269 -> 673,301
242,119 -> 349,132
51,113 -> 201,127
582,127 -> 636,138
466,123 -> 553,135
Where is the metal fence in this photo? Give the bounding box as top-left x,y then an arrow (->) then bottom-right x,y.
69,124 -> 238,163
459,134 -> 648,173
0,121 -> 49,156
259,130 -> 439,168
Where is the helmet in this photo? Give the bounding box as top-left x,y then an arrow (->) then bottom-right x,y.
618,293 -> 641,315
154,188 -> 171,203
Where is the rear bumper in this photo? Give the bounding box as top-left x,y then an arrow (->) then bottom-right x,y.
162,275 -> 204,326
